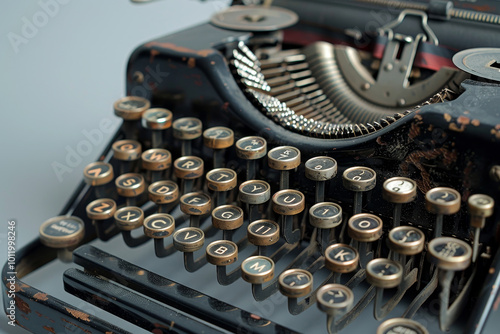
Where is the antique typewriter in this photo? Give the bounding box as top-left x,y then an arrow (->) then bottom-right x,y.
4,0 -> 500,333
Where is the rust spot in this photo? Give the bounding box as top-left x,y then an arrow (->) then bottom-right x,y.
443,113 -> 452,122
43,326 -> 56,333
471,119 -> 480,126
34,292 -> 48,301
187,57 -> 196,68
211,61 -> 215,65
250,314 -> 262,320
150,49 -> 160,63
137,270 -> 145,276
143,42 -> 214,57
491,129 -> 500,139
376,136 -> 387,146
36,311 -> 42,317
15,296 -> 31,314
65,308 -> 91,322
13,283 -> 29,292
490,268 -> 495,275
449,123 -> 466,132
496,124 -> 500,130
457,116 -> 470,125
494,293 -> 500,311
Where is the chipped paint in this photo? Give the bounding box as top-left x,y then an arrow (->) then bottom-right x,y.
471,119 -> 480,126
65,308 -> 91,322
33,292 -> 48,301
15,296 -> 31,314
449,123 -> 466,132
150,49 -> 160,64
144,42 -> 214,57
43,326 -> 56,333
444,113 -> 452,122
489,268 -> 495,275
187,57 -> 196,68
457,116 -> 470,125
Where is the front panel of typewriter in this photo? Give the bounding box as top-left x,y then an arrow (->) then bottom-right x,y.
4,1 -> 500,333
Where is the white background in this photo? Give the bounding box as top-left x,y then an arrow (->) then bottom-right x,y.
1,1 -> 228,333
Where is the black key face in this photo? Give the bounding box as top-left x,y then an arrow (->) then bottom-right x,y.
433,241 -> 467,258
268,147 -> 299,161
174,229 -> 203,244
240,181 -> 269,195
273,191 -> 303,206
327,246 -> 356,263
118,99 -> 147,110
144,214 -> 174,231
237,137 -> 266,151
345,168 -> 374,181
207,169 -> 236,183
350,216 -> 381,231
242,257 -> 273,274
213,206 -> 243,221
428,190 -> 458,203
311,203 -> 340,219
249,221 -> 278,236
181,194 -> 211,206
282,271 -> 311,287
320,288 -> 348,304
204,128 -> 232,139
117,208 -> 142,222
143,150 -> 171,163
391,228 -> 422,244
207,241 -> 237,257
41,217 -> 83,238
175,157 -> 203,170
371,262 -> 401,277
117,175 -> 143,189
84,162 -> 111,179
88,199 -> 115,215
150,181 -> 178,196
174,118 -> 201,131
305,157 -> 336,171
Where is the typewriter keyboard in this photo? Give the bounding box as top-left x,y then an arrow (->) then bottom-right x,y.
35,95 -> 494,334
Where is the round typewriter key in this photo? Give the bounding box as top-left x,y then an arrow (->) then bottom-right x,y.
115,173 -> 146,205
383,177 -> 417,204
180,192 -> 212,216
206,240 -> 238,266
143,213 -> 175,238
428,237 -> 472,271
236,136 -> 267,180
325,244 -> 359,273
114,96 -> 150,120
239,180 -> 271,205
173,227 -> 205,252
148,180 -> 179,213
112,139 -> 142,161
425,187 -> 461,215
86,198 -> 117,220
142,149 -> 171,171
114,206 -> 144,231
377,318 -> 429,334
236,136 -> 267,160
173,156 -> 204,180
268,146 -> 300,189
172,117 -> 203,140
316,284 -> 354,316
272,189 -> 305,216
206,168 -> 237,192
468,194 -> 494,222
305,157 -> 337,181
241,256 -> 275,284
366,258 -> 403,289
309,202 -> 342,229
39,216 -> 85,249
268,146 -> 301,170
212,205 -> 244,230
203,127 -> 234,149
83,162 -> 114,186
342,166 -> 376,192
388,226 -> 425,256
247,220 -> 280,246
142,108 -> 172,130
348,213 -> 383,243
279,269 -> 313,298
173,117 -> 203,156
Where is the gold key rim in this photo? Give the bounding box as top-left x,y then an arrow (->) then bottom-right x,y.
206,240 -> 238,266
377,318 -> 429,334
388,226 -> 425,255
241,256 -> 275,284
113,96 -> 151,120
309,202 -> 343,229
39,216 -> 85,249
180,192 -> 212,216
247,220 -> 280,246
347,213 -> 383,242
325,243 -> 359,273
316,284 -> 354,316
143,213 -> 175,239
342,166 -> 377,192
173,227 -> 205,252
141,148 -> 172,171
366,258 -> 403,289
86,198 -> 117,220
427,237 -> 472,271
203,126 -> 234,149
115,173 -> 146,197
148,180 -> 179,204
425,187 -> 461,215
142,108 -> 173,130
235,136 -> 267,160
272,189 -> 305,215
267,146 -> 301,170
206,168 -> 237,192
173,156 -> 204,179
172,117 -> 203,140
304,156 -> 337,181
112,139 -> 142,161
382,177 -> 417,204
279,268 -> 313,298
211,205 -> 244,230
114,206 -> 144,231
83,162 -> 114,186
